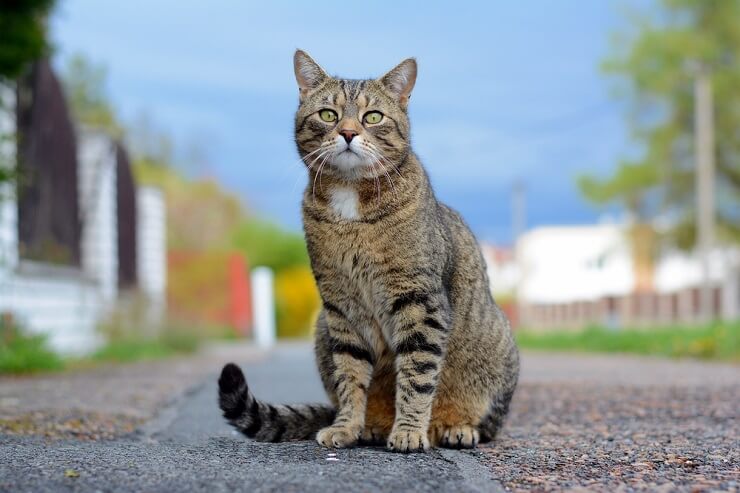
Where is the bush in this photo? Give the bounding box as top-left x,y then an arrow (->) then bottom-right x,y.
0,316 -> 64,374
231,220 -> 310,273
275,265 -> 320,338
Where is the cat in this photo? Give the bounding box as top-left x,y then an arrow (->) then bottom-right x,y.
218,50 -> 519,452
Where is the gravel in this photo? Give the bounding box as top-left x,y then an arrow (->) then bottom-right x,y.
481,352 -> 740,492
0,342 -> 264,440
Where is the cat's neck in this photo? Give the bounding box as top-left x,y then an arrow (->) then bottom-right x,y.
303,153 -> 428,221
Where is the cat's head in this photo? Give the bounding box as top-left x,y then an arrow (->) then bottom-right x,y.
293,50 -> 416,181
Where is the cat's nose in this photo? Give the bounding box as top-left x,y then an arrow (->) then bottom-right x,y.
339,129 -> 358,144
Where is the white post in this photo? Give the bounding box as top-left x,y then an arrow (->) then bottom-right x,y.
721,254 -> 739,321
251,266 -> 276,348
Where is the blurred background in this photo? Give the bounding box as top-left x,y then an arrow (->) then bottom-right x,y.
0,0 -> 738,373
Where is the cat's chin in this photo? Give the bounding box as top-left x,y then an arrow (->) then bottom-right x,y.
329,152 -> 377,181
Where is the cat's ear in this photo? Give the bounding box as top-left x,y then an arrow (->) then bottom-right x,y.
379,58 -> 417,107
294,50 -> 329,99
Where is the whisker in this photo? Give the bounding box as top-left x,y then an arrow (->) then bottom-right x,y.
373,155 -> 397,200
278,145 -> 329,187
366,143 -> 403,180
364,146 -> 398,201
312,150 -> 333,203
292,146 -> 332,195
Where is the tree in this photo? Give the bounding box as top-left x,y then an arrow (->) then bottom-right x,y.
0,0 -> 55,187
580,0 -> 740,249
0,0 -> 54,80
61,54 -> 122,136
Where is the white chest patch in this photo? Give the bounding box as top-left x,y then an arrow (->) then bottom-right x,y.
329,186 -> 360,220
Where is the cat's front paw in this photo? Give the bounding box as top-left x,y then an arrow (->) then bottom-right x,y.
316,425 -> 360,448
387,427 -> 429,453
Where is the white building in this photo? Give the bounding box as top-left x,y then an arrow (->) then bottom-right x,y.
480,244 -> 518,298
0,76 -> 167,354
517,224 -> 634,305
136,186 -> 167,325
515,223 -> 740,329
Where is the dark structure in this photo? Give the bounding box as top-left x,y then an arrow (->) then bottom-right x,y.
16,58 -> 81,266
116,143 -> 137,288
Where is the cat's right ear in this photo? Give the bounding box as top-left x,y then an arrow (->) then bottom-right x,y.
294,50 -> 329,100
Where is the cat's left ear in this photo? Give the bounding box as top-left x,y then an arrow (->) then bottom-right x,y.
294,49 -> 329,100
379,58 -> 417,108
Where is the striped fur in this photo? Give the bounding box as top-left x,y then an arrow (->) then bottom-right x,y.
219,50 -> 519,453
218,363 -> 335,441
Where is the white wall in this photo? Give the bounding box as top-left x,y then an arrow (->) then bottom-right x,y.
77,130 -> 118,303
517,225 -> 635,304
0,263 -> 103,354
136,186 -> 167,324
654,248 -> 730,292
481,244 -> 518,297
0,83 -> 18,275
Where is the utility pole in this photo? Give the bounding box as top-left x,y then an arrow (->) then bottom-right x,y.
693,67 -> 716,322
512,181 -> 526,327
511,180 -> 526,245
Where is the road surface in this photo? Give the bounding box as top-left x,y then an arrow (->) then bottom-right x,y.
1,343 -> 738,492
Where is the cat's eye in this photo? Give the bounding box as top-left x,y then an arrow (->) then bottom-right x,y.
319,109 -> 337,123
363,111 -> 383,125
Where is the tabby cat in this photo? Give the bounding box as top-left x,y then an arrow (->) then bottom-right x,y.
218,50 -> 519,452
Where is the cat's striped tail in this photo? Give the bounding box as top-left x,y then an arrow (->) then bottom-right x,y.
218,363 -> 335,442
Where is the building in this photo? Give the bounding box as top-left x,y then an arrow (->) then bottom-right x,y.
0,60 -> 166,354
515,223 -> 739,330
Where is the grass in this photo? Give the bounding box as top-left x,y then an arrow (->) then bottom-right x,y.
516,320 -> 740,362
0,316 -> 204,374
0,321 -> 65,374
89,331 -> 200,363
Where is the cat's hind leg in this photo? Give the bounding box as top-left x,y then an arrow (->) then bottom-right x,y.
428,386 -> 489,449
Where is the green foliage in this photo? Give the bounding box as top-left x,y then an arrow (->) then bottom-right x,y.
231,219 -> 309,272
61,53 -> 122,136
580,0 -> 740,247
516,321 -> 739,361
1,0 -> 55,187
0,0 -> 55,80
94,316 -> 201,363
91,332 -> 199,363
0,317 -> 64,374
577,161 -> 660,220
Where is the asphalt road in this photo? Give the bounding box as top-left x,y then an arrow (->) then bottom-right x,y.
0,344 -> 501,492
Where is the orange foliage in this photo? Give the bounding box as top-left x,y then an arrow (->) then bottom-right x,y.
168,251 -> 251,335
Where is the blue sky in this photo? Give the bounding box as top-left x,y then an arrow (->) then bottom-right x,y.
51,0 -> 638,243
